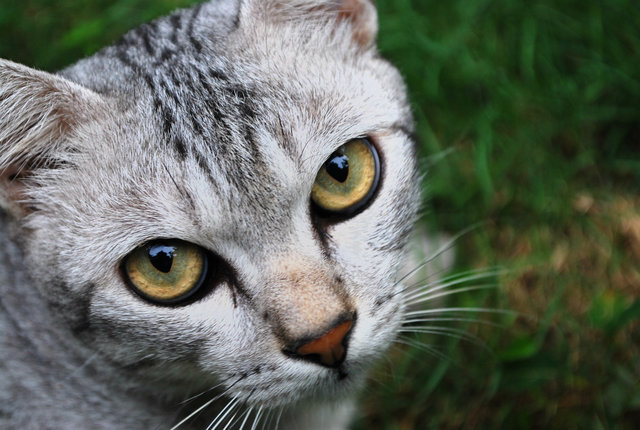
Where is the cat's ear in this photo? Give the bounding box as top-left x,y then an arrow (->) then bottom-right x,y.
242,0 -> 378,48
0,59 -> 102,217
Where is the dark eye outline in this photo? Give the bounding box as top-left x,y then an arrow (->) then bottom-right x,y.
310,137 -> 382,218
121,239 -> 210,305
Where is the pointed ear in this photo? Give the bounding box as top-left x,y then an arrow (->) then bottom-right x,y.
0,59 -> 102,217
336,0 -> 378,47
243,0 -> 378,49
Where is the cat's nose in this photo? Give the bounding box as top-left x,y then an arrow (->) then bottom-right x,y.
286,318 -> 354,368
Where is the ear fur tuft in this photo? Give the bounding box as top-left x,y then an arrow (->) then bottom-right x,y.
242,0 -> 378,48
336,0 -> 378,47
0,59 -> 101,216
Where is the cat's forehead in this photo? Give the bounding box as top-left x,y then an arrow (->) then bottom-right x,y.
65,0 -> 409,165
48,0 -> 415,259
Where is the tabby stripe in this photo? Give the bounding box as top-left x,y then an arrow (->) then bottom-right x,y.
114,32 -> 137,50
70,283 -> 95,335
159,102 -> 187,158
205,98 -> 225,123
227,85 -> 257,120
188,104 -> 206,136
231,8 -> 241,30
158,47 -> 176,64
168,67 -> 182,89
116,46 -> 190,158
114,46 -> 155,92
310,211 -> 333,259
162,162 -> 199,225
196,68 -> 216,94
241,123 -> 267,174
184,70 -> 199,95
208,68 -> 229,83
159,79 -> 180,107
173,137 -> 188,159
193,147 -> 220,192
116,48 -> 164,104
135,24 -> 156,56
169,14 -> 182,45
187,4 -> 204,53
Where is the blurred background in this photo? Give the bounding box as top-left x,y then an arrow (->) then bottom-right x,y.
1,0 -> 638,428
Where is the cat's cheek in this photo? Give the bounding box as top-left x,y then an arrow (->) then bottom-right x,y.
79,278 -> 222,361
349,296 -> 406,358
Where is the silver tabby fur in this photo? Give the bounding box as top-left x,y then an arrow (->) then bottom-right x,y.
0,0 -> 419,428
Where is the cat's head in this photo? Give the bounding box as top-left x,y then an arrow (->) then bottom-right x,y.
0,0 -> 419,408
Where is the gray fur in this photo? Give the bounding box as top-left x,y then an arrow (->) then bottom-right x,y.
0,0 -> 419,428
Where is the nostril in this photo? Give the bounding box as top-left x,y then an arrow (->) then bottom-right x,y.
286,318 -> 354,368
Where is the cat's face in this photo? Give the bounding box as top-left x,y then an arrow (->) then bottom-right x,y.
0,0 -> 419,410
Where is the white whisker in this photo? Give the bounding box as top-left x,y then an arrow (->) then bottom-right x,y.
238,407 -> 254,430
403,266 -> 502,297
400,265 -> 451,295
227,388 -> 256,430
221,411 -> 239,430
206,395 -> 239,430
171,395 -> 220,430
394,338 -> 451,362
171,376 -> 245,430
274,406 -> 284,430
421,145 -> 457,167
406,284 -> 499,307
404,307 -> 517,319
220,398 -> 243,430
261,409 -> 272,430
179,380 -> 228,405
405,266 -> 501,293
400,325 -> 477,336
403,268 -> 504,303
250,406 -> 264,430
226,389 -> 256,430
401,316 -> 504,328
391,225 -> 485,299
398,326 -> 488,348
66,352 -> 98,380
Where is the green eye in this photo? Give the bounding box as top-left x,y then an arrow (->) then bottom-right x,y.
123,239 -> 207,304
311,138 -> 380,215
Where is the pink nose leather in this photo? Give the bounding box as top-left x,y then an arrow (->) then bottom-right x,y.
295,320 -> 353,367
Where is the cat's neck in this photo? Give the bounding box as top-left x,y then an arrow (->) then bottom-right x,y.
0,214 -> 173,428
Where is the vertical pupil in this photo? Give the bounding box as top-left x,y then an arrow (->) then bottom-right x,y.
325,153 -> 349,183
148,245 -> 176,273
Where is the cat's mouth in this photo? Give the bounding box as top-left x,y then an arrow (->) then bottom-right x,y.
221,355 -> 364,408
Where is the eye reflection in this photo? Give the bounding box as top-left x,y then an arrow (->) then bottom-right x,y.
325,153 -> 349,183
148,245 -> 175,273
311,138 -> 380,215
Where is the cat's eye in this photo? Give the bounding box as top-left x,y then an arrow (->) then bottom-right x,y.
311,138 -> 380,215
123,239 -> 208,304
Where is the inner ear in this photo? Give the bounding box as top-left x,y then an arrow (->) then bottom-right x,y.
0,59 -> 106,218
244,0 -> 378,48
337,0 -> 378,47
0,164 -> 33,215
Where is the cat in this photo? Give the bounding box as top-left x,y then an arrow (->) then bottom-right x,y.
0,0 -> 421,428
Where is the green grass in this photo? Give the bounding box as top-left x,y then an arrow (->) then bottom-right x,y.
2,1 -> 639,428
